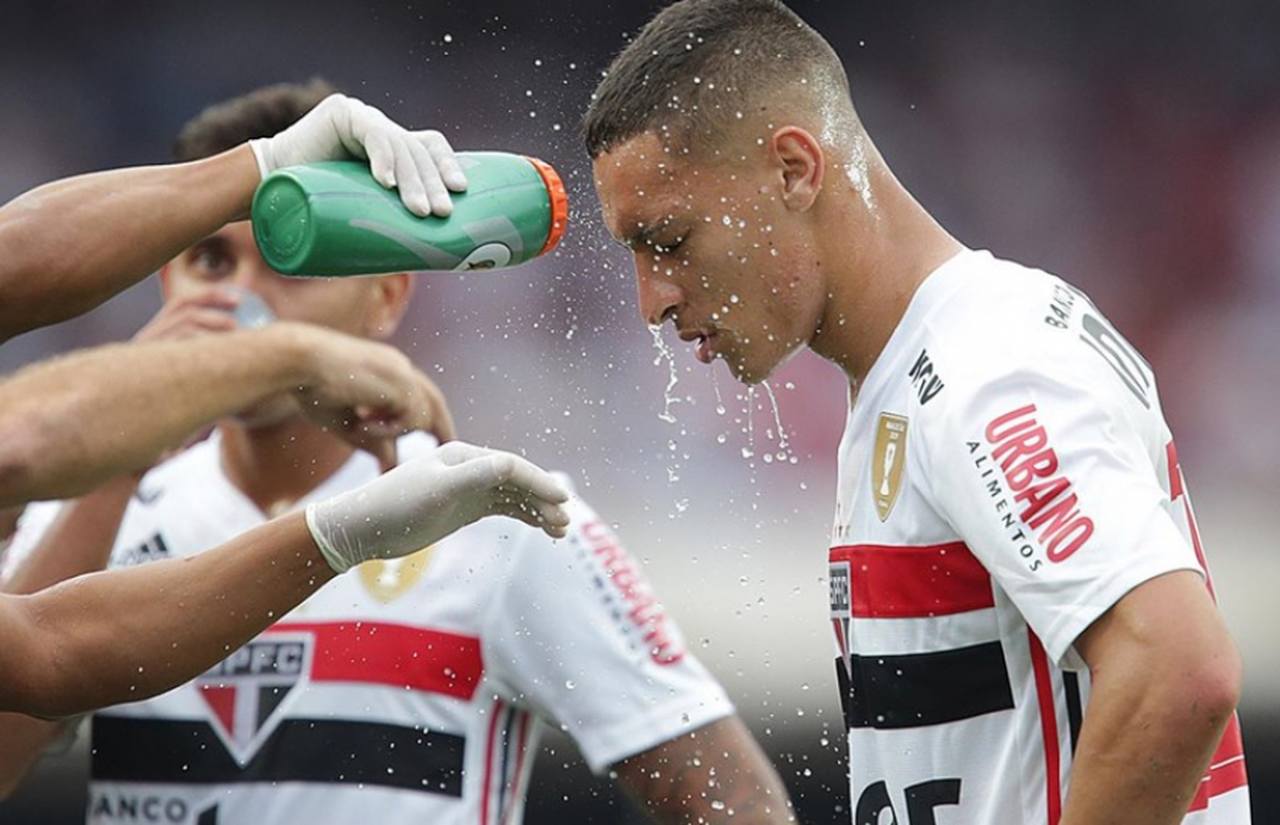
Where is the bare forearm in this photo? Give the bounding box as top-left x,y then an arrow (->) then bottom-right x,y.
2,478 -> 136,595
616,715 -> 795,824
0,511 -> 334,717
0,326 -> 313,506
0,147 -> 259,341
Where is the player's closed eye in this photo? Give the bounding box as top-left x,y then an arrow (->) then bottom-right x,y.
652,237 -> 686,256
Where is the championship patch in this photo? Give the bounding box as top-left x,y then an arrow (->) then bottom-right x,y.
357,545 -> 434,603
194,634 -> 312,765
872,413 -> 909,521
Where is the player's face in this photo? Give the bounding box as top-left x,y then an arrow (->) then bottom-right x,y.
594,132 -> 826,384
164,222 -> 411,427
164,222 -> 386,337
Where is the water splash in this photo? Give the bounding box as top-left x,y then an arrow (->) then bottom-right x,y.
741,385 -> 756,459
761,380 -> 796,464
649,325 -> 681,424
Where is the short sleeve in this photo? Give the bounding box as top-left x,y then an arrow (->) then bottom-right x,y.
483,500 -> 734,774
923,366 -> 1201,669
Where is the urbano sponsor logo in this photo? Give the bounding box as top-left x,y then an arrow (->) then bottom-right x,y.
983,403 -> 1094,562
582,519 -> 684,665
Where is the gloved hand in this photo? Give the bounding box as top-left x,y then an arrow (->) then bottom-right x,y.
249,93 -> 467,217
305,441 -> 571,573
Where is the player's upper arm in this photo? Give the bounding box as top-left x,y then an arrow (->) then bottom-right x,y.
483,499 -> 733,774
922,357 -> 1201,668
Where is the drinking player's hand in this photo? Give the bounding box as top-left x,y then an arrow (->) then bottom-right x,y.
304,441 -> 571,573
248,93 -> 467,218
132,290 -> 240,343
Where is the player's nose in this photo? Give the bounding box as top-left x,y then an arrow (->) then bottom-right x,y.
635,265 -> 683,327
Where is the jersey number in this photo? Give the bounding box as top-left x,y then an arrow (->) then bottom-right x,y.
856,778 -> 961,825
1064,283 -> 1153,409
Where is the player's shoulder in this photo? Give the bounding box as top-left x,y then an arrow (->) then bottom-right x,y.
913,250 -> 1102,408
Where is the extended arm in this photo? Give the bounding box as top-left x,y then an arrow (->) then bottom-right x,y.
0,93 -> 465,343
0,321 -> 451,507
1060,570 -> 1242,824
614,715 -> 795,824
0,148 -> 259,340
0,511 -> 328,717
0,438 -> 569,719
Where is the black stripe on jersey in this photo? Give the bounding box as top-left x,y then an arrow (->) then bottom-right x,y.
1063,671 -> 1083,752
91,716 -> 465,795
835,642 -> 1015,729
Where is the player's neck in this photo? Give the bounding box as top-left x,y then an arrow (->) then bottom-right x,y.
808,159 -> 963,385
217,416 -> 355,518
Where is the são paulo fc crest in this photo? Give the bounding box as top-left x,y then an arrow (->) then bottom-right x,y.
872,413 -> 909,521
194,633 -> 312,765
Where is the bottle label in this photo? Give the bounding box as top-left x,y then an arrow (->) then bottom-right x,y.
454,243 -> 513,271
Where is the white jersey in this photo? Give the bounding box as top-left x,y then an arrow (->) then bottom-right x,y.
8,433 -> 732,825
829,250 -> 1248,824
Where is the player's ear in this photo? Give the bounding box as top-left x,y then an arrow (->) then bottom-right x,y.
770,126 -> 824,212
366,273 -> 414,340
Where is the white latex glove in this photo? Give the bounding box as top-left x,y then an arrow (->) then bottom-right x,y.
248,93 -> 467,217
305,441 -> 570,574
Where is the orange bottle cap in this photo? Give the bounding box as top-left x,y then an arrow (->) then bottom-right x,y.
525,155 -> 569,256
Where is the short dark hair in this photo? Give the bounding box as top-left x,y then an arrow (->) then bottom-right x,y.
583,0 -> 848,158
173,78 -> 338,162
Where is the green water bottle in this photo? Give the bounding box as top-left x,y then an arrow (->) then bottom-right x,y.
251,152 -> 568,276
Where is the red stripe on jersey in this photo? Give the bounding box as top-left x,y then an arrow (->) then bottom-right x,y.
1166,441 -> 1184,500
502,711 -> 533,825
1188,715 -> 1248,812
1166,439 -> 1217,597
480,697 -> 504,825
1028,632 -> 1062,825
831,619 -> 848,660
828,542 -> 993,618
269,621 -> 483,700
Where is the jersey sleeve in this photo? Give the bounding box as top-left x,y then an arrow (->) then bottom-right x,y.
923,362 -> 1201,669
483,499 -> 734,774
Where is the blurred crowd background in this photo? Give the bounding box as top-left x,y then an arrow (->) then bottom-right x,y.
1,0 -> 1276,821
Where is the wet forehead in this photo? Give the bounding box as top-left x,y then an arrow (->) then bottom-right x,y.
592,132 -> 695,243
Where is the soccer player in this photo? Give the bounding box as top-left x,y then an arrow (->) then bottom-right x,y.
0,82 -> 795,825
0,89 -> 571,717
585,2 -> 1247,823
